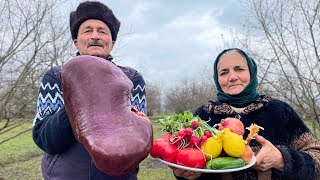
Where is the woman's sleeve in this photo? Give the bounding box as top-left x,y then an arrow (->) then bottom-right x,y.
32,68 -> 76,155
130,71 -> 147,115
278,103 -> 320,179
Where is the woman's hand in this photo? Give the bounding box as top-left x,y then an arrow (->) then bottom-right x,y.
253,135 -> 284,171
171,167 -> 201,180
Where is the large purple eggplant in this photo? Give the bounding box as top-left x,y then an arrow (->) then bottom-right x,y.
61,55 -> 153,177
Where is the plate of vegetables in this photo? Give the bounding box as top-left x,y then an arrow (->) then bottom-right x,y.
158,155 -> 256,173
150,111 -> 263,173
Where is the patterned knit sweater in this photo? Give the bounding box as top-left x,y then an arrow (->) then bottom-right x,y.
32,63 -> 147,155
178,96 -> 320,180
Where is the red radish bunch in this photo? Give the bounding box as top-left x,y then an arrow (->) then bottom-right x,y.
183,128 -> 193,135
176,128 -> 192,139
151,110 -> 221,166
165,119 -> 219,150
170,127 -> 196,149
150,136 -> 178,163
218,117 -> 245,135
176,148 -> 206,168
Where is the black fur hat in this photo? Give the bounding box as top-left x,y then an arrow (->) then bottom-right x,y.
70,1 -> 120,41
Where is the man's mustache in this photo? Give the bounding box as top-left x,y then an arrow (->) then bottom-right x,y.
88,40 -> 104,47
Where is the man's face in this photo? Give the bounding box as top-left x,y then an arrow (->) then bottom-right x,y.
74,19 -> 114,58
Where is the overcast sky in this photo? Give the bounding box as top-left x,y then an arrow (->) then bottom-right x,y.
66,1 -> 248,88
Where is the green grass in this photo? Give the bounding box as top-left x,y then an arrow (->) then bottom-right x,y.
0,118 -> 175,180
0,122 -> 43,180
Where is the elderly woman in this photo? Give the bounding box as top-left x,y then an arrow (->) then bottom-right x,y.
173,48 -> 320,180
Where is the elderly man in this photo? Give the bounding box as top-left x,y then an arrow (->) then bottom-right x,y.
32,1 -> 147,179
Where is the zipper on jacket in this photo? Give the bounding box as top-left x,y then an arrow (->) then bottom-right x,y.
89,158 -> 94,180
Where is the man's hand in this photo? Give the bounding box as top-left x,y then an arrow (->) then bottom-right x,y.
253,135 -> 284,171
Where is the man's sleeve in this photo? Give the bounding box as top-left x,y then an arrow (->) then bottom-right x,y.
32,68 -> 76,155
130,71 -> 147,115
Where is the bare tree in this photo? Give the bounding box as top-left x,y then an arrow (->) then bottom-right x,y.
0,0 -> 73,142
164,67 -> 216,114
238,0 -> 320,134
146,82 -> 162,116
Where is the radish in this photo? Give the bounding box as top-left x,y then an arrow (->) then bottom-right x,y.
150,138 -> 178,163
150,139 -> 166,158
177,130 -> 186,137
190,135 -> 200,148
204,131 -> 213,138
173,140 -> 182,147
160,133 -> 171,141
162,143 -> 179,163
200,135 -> 208,144
184,128 -> 193,135
191,120 -> 200,128
176,148 -> 206,168
184,134 -> 191,142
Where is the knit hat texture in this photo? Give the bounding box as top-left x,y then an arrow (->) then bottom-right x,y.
70,1 -> 120,41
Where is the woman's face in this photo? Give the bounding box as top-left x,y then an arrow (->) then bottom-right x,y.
74,19 -> 114,58
217,52 -> 251,95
